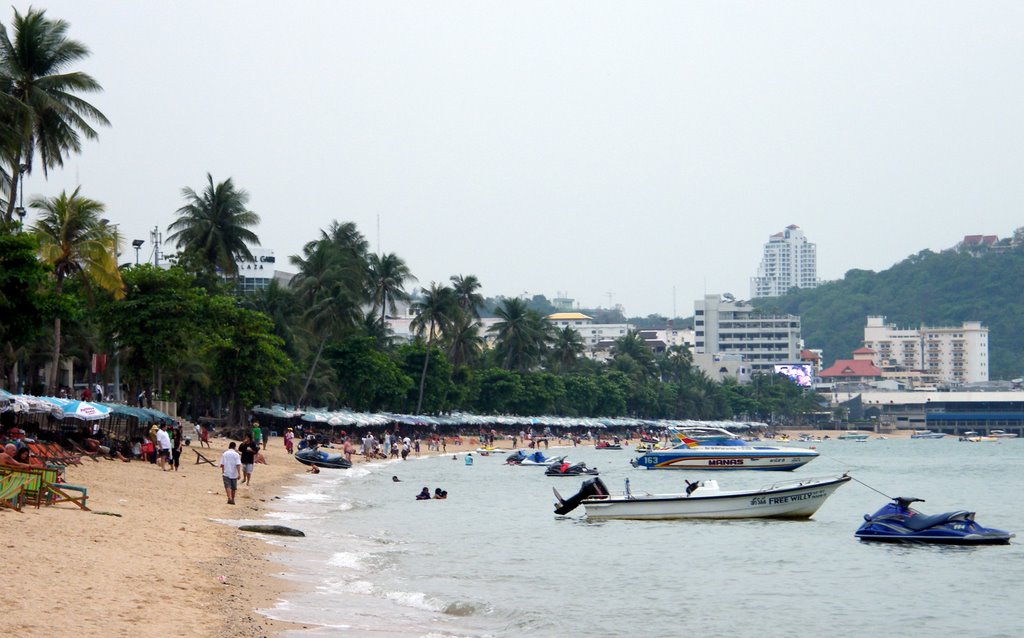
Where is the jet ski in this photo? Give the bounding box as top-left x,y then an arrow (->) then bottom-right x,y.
855,497 -> 1014,545
545,461 -> 600,477
295,447 -> 352,469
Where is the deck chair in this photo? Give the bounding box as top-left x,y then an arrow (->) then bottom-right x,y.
0,471 -> 28,512
194,449 -> 216,467
70,440 -> 102,462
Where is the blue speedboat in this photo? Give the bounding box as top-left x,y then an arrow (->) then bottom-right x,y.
855,497 -> 1014,545
631,427 -> 818,471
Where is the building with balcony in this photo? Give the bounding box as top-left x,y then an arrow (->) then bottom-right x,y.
694,294 -> 802,373
863,316 -> 988,386
750,224 -> 819,298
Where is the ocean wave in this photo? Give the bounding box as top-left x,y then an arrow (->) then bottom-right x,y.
327,551 -> 369,570
441,600 -> 489,617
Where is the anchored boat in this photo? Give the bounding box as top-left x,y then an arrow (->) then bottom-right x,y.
553,474 -> 851,520
630,427 -> 818,471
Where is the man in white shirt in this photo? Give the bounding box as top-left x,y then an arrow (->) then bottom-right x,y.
155,424 -> 173,471
220,442 -> 242,505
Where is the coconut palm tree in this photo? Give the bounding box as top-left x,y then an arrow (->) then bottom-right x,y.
490,297 -> 550,371
450,274 -> 484,320
166,174 -> 260,277
31,187 -> 123,392
289,233 -> 367,406
410,282 -> 456,413
368,252 -> 415,328
549,325 -> 585,372
0,7 -> 110,224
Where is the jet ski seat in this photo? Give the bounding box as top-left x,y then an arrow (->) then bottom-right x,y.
904,510 -> 972,532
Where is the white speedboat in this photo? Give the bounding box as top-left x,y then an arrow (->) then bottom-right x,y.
553,475 -> 851,520
989,430 -> 1018,439
911,430 -> 946,439
631,427 -> 818,471
837,431 -> 869,441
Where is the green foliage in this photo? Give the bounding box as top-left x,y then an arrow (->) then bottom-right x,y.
395,341 -> 452,414
0,230 -> 49,346
763,249 -> 1024,378
325,336 -> 413,412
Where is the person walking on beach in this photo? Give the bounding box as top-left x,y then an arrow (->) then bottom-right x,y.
155,424 -> 172,471
220,442 -> 242,505
238,434 -> 259,485
284,428 -> 294,454
251,421 -> 264,450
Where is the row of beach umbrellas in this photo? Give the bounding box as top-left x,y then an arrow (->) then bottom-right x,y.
0,389 -> 174,425
251,404 -> 767,431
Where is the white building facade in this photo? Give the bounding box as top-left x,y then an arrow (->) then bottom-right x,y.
862,316 -> 988,385
234,248 -> 278,294
546,313 -> 633,356
750,224 -> 819,298
694,294 -> 802,373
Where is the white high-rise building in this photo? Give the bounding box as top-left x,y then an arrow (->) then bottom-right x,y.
862,316 -> 988,385
750,225 -> 819,298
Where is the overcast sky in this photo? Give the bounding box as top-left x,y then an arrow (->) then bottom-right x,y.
21,1 -> 1024,317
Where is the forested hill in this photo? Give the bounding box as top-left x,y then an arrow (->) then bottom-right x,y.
753,247 -> 1024,380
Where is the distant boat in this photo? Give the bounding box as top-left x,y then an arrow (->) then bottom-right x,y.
838,431 -> 870,441
911,430 -> 946,440
989,430 -> 1019,439
959,432 -> 997,443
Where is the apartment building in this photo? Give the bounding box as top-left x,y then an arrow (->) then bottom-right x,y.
862,316 -> 988,385
694,294 -> 802,373
750,224 -> 819,298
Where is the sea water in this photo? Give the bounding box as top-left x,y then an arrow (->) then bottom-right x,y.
256,439 -> 1024,638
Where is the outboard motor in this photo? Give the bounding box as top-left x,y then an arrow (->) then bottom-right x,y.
554,477 -> 609,515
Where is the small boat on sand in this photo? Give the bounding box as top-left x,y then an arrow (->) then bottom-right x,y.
553,474 -> 850,520
295,447 -> 352,469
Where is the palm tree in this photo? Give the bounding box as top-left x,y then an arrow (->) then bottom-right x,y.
289,233 -> 367,406
410,283 -> 456,413
167,174 -> 260,277
31,187 -> 123,392
446,313 -> 484,369
368,252 -> 415,328
549,325 -> 585,372
613,330 -> 658,379
0,7 -> 110,224
450,274 -> 484,320
490,297 -> 550,371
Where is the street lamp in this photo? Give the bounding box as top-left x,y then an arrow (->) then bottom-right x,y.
132,239 -> 145,265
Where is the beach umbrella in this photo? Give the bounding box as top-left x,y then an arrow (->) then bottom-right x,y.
44,397 -> 112,421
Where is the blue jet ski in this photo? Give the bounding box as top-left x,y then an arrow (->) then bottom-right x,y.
856,497 -> 1014,545
295,447 -> 352,469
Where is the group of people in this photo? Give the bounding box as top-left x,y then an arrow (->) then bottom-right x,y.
416,487 -> 447,500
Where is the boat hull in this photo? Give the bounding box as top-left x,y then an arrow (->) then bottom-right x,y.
295,449 -> 352,469
580,475 -> 851,520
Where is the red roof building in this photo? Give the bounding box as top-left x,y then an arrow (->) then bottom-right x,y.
819,359 -> 883,381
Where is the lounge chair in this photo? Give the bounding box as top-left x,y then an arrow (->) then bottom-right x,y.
0,471 -> 29,512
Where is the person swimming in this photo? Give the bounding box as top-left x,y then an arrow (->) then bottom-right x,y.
434,488 -> 447,499
392,475 -> 401,482
416,487 -> 431,500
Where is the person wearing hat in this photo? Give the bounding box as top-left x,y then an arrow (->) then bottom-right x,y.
251,421 -> 263,450
283,427 -> 294,455
155,423 -> 172,471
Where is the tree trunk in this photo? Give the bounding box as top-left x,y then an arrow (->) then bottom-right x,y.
4,157 -> 20,224
49,317 -> 62,394
298,334 -> 327,407
415,337 -> 433,415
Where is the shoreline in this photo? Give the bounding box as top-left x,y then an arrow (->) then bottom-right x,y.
2,428 -> 916,638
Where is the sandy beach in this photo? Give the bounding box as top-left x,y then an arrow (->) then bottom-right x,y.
0,433 -> 518,638
1,426 -> 906,637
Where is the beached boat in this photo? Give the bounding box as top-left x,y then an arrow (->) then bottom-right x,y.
553,474 -> 851,520
911,430 -> 946,439
295,447 -> 352,469
630,427 -> 818,471
837,431 -> 870,441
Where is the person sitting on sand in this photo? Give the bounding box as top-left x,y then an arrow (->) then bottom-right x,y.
416,487 -> 431,500
306,464 -> 320,474
434,488 -> 447,500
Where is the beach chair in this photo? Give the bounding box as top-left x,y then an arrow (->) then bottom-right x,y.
70,440 -> 102,462
193,449 -> 216,467
0,471 -> 28,512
